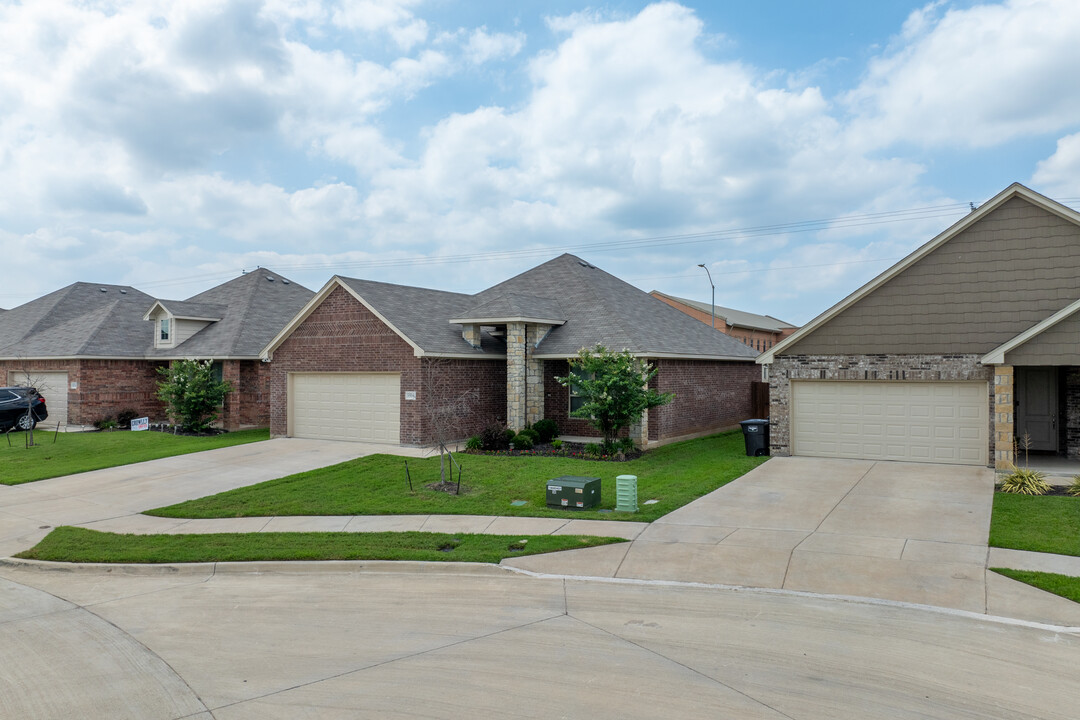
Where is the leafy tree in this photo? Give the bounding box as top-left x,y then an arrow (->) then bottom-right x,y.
555,345 -> 673,449
156,359 -> 233,433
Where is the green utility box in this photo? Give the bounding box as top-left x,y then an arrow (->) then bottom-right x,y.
546,476 -> 601,509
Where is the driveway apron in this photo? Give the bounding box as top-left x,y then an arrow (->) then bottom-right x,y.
504,457 -> 998,613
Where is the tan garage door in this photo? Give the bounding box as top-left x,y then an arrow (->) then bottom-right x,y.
791,381 -> 988,466
8,371 -> 68,428
289,373 -> 400,443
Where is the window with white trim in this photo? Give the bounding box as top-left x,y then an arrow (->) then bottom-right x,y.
159,317 -> 171,342
568,371 -> 595,413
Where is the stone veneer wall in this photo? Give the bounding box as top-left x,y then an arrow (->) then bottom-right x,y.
1064,367 -> 1080,459
767,354 -> 995,461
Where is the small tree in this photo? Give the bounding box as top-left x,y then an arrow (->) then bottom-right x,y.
422,358 -> 480,487
555,345 -> 673,449
156,359 -> 233,433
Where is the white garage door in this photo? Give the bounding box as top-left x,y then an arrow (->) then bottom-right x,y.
8,371 -> 68,428
290,373 -> 400,443
791,381 -> 988,466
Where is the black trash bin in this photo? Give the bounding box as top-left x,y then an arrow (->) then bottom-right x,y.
740,419 -> 770,456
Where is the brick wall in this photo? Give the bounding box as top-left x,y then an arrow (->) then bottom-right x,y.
767,354 -> 995,459
419,357 -> 505,443
2,358 -> 167,425
269,286 -> 504,445
648,293 -> 787,352
239,361 -> 271,427
545,358 -> 757,442
651,359 -> 758,439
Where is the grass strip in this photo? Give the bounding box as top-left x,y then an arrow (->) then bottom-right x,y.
1,428 -> 269,485
989,492 -> 1080,557
15,526 -> 625,564
148,431 -> 765,522
991,568 -> 1080,604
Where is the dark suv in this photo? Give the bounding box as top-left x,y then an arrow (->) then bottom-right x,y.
0,387 -> 49,432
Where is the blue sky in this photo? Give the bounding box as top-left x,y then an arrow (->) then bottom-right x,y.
2,0 -> 1079,324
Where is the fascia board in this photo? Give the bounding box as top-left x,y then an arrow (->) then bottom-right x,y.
759,183 -> 1080,365
448,316 -> 566,326
260,277 -> 344,360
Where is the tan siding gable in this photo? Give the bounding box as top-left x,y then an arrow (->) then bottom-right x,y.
1005,310 -> 1080,365
786,197 -> 1080,356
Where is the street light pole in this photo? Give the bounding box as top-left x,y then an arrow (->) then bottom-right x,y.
697,263 -> 715,329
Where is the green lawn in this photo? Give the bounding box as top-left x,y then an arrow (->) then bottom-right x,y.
149,431 -> 766,522
0,428 -> 269,485
15,526 -> 624,564
991,569 -> 1080,604
989,492 -> 1080,557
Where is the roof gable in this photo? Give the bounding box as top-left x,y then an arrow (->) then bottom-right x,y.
650,291 -> 796,332
760,183 -> 1080,363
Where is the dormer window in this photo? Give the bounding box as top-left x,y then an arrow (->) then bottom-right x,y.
159,318 -> 171,342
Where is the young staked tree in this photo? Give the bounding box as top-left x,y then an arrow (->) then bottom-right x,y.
422,358 -> 480,487
156,359 -> 234,433
556,345 -> 673,450
11,364 -> 51,447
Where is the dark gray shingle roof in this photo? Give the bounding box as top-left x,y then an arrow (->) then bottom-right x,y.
0,271 -> 312,359
150,300 -> 226,320
340,254 -> 757,360
337,278 -> 503,355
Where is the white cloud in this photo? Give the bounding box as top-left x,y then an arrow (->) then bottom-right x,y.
1033,132 -> 1080,197
847,0 -> 1080,148
330,0 -> 428,49
464,27 -> 525,64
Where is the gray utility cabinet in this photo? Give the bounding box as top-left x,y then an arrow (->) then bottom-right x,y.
546,476 -> 601,509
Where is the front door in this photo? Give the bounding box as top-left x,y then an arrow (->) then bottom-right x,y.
1016,367 -> 1058,452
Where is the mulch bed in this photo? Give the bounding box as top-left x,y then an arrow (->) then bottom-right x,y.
464,440 -> 642,462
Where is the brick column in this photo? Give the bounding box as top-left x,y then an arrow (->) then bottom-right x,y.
525,324 -> 549,426
506,321 -> 526,430
994,365 -> 1014,469
221,360 -> 242,431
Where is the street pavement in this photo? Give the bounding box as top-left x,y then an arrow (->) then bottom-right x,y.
2,445 -> 1079,718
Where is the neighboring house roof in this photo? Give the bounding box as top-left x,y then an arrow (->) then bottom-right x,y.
0,270 -> 313,360
758,183 -> 1080,364
0,283 -> 156,358
265,254 -> 759,361
650,291 -> 796,332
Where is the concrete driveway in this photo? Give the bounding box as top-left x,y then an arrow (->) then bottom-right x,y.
504,457 -> 1079,620
0,438 -> 421,557
1,562 -> 1078,719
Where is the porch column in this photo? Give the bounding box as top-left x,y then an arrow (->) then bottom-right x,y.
994,365 -> 1014,469
525,324 -> 549,426
221,360 -> 242,432
506,321 -> 526,430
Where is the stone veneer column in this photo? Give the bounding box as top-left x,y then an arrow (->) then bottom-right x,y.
525,324 -> 549,426
462,324 -> 482,348
994,365 -> 1014,469
629,408 -> 648,447
506,321 -> 526,430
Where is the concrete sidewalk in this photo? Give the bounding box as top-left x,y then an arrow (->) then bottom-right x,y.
78,512 -> 649,540
502,457 -> 1080,627
0,438 -> 415,556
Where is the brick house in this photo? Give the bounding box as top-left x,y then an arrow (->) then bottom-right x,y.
0,270 -> 312,429
650,291 -> 798,352
262,254 -> 760,446
759,183 -> 1080,469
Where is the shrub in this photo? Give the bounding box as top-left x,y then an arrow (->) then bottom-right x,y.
156,359 -> 234,433
1068,475 -> 1080,498
532,419 -> 559,443
479,425 -> 511,451
619,436 -> 636,453
516,427 -> 539,444
584,442 -> 603,458
94,416 -> 117,430
510,433 -> 534,450
116,409 -> 139,428
551,439 -> 563,450
1000,467 -> 1051,495
504,428 -> 516,443
465,435 -> 483,451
